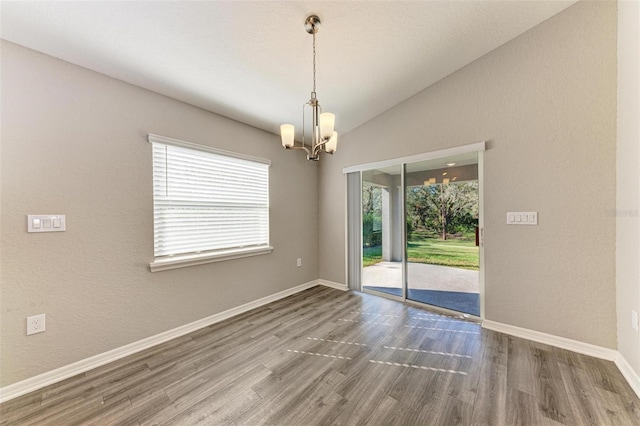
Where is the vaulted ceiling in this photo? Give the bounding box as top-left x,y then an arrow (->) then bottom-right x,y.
1,1 -> 577,140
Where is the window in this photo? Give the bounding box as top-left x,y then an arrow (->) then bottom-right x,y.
149,134 -> 272,272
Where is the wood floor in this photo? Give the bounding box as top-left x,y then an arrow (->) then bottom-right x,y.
1,286 -> 638,425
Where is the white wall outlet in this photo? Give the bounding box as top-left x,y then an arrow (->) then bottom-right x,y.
632,310 -> 639,332
297,258 -> 302,268
27,314 -> 46,335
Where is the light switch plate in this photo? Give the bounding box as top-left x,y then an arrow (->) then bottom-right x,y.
28,215 -> 66,233
507,212 -> 538,225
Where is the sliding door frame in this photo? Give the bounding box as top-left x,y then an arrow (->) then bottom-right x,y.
346,172 -> 362,292
344,141 -> 486,320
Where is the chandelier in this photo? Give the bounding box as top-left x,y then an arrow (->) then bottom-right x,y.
280,15 -> 338,161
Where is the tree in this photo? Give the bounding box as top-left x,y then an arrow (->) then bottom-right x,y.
362,184 -> 381,217
362,184 -> 382,247
407,181 -> 478,240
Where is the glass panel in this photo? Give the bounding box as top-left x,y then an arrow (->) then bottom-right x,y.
362,164 -> 403,298
405,153 -> 480,316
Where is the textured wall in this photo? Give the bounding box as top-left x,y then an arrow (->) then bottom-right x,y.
0,41 -> 319,387
616,1 -> 640,377
319,1 -> 617,348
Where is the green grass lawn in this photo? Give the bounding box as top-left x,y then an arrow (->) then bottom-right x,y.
363,237 -> 479,270
363,246 -> 383,267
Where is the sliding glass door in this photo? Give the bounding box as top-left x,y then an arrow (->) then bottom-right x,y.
405,157 -> 480,316
361,165 -> 404,299
356,148 -> 483,318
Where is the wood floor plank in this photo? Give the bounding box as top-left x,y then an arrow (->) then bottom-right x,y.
256,362 -> 347,425
327,362 -> 404,425
237,357 -> 342,424
1,286 -> 638,426
162,341 -> 278,413
432,394 -> 474,426
105,389 -> 171,426
365,394 -> 416,426
482,329 -> 508,366
506,388 -> 544,426
592,385 -> 640,425
62,393 -> 132,426
531,346 -> 575,424
39,363 -> 149,408
118,361 -> 198,408
557,361 -> 613,426
17,394 -> 108,426
506,335 -> 538,396
388,367 -> 441,414
470,359 -> 507,425
161,364 -> 269,426
261,366 -> 347,425
0,394 -> 42,426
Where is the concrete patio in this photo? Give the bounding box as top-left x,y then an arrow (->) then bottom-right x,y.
362,262 -> 480,315
362,261 -> 479,293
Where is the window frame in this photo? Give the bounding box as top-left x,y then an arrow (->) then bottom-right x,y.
148,133 -> 273,272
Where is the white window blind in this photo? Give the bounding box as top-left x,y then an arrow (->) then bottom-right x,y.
151,137 -> 270,260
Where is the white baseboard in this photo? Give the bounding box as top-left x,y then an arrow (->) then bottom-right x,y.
615,352 -> 640,399
318,279 -> 348,291
0,280 -> 320,404
482,320 -> 618,361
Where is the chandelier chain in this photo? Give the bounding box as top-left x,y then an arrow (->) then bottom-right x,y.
312,32 -> 316,94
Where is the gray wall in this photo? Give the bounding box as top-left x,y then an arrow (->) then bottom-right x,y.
616,1 -> 640,378
0,41 -> 319,387
319,1 -> 617,348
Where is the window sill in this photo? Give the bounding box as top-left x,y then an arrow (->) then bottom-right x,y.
149,246 -> 274,272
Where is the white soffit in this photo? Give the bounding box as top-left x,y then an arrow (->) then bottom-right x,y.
1,1 -> 577,139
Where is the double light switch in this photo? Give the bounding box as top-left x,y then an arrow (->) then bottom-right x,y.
28,215 -> 66,233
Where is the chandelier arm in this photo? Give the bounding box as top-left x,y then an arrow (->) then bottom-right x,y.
312,137 -> 331,158
287,145 -> 311,156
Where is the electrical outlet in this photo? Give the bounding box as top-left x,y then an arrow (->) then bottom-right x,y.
27,314 -> 46,335
297,258 -> 302,267
632,310 -> 639,332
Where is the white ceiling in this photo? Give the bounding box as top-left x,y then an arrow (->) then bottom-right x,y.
1,1 -> 577,140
